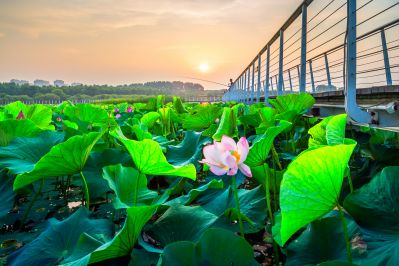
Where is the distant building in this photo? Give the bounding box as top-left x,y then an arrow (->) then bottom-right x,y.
34,79 -> 50,87
10,79 -> 29,86
54,80 -> 65,87
71,82 -> 83,86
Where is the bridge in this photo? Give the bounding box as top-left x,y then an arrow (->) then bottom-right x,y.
222,0 -> 399,129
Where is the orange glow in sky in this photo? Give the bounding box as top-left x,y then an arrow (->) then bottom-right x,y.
0,0 -> 300,89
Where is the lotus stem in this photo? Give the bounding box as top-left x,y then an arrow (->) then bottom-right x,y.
264,165 -> 280,265
20,178 -> 44,230
347,171 -> 354,193
263,165 -> 274,224
232,175 -> 244,237
271,144 -> 282,171
337,204 -> 352,264
80,171 -> 90,209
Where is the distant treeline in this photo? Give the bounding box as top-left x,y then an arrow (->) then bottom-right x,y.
0,81 -> 225,101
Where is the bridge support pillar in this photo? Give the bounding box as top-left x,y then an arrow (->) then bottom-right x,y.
381,29 -> 392,86
345,0 -> 371,123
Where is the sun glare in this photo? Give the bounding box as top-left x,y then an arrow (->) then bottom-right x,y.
199,63 -> 209,73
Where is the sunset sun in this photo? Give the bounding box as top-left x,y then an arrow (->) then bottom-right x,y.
199,63 -> 209,73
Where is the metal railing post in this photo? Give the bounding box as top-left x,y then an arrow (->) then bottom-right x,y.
300,3 -> 307,92
278,30 -> 284,95
265,45 -> 270,103
257,55 -> 261,102
288,69 -> 293,92
381,29 -> 392,86
270,77 -> 274,96
324,53 -> 332,88
345,0 -> 371,123
247,67 -> 251,104
309,60 -> 315,92
251,62 -> 255,104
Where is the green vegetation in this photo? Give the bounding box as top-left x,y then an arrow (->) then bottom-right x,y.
0,81 -> 224,102
0,94 -> 398,265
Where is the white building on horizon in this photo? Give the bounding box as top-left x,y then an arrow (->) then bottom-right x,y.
34,79 -> 50,87
54,80 -> 65,87
71,82 -> 83,86
10,79 -> 29,86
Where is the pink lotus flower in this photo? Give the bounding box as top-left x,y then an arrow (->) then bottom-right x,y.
127,106 -> 133,113
16,111 -> 25,120
114,108 -> 119,113
200,136 -> 252,177
115,113 -> 121,119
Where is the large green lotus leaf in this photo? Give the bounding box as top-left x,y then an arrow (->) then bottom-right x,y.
0,131 -> 64,174
82,148 -> 132,200
7,208 -> 114,266
251,163 -> 283,191
0,119 -> 42,146
158,107 -> 171,136
61,205 -> 158,266
245,120 -> 292,167
344,166 -> 399,231
239,113 -> 262,128
308,117 -> 333,147
279,144 -> 355,245
3,101 -> 27,118
166,131 -> 211,167
112,133 -> 196,180
144,205 -> 218,248
285,215 -> 360,266
64,104 -> 114,129
173,96 -> 188,114
213,107 -> 237,141
26,104 -> 54,130
309,114 -> 351,148
343,166 -> 399,266
4,102 -> 54,130
183,105 -> 221,131
161,228 -> 258,266
13,132 -> 103,190
165,179 -> 224,206
141,111 -> 160,128
86,205 -> 158,264
326,114 -> 348,145
256,107 -> 276,134
199,185 -> 266,233
102,164 -> 158,208
268,93 -> 315,115
0,171 -> 14,219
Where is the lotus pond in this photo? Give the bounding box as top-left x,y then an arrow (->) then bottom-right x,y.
0,94 -> 398,266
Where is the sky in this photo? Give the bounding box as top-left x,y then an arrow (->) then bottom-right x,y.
0,0 -> 300,89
